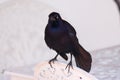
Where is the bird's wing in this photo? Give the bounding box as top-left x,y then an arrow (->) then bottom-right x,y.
63,20 -> 76,36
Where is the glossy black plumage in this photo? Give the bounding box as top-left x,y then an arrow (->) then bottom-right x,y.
44,12 -> 92,72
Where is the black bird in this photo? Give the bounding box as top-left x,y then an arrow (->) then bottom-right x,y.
44,12 -> 92,72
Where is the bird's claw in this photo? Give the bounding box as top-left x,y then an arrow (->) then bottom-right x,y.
49,58 -> 57,68
65,61 -> 73,72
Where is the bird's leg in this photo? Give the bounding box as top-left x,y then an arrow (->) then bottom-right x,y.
49,54 -> 59,68
65,53 -> 73,72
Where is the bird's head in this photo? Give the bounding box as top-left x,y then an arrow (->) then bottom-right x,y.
48,12 -> 62,22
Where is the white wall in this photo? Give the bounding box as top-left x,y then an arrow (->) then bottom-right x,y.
0,0 -> 55,73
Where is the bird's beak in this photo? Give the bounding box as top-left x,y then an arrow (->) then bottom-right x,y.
50,17 -> 56,21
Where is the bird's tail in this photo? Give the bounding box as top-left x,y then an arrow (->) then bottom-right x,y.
72,43 -> 92,72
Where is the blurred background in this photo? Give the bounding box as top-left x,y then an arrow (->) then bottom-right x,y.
0,0 -> 120,80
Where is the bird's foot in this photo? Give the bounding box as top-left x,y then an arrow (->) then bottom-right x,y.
65,61 -> 73,73
49,58 -> 57,68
